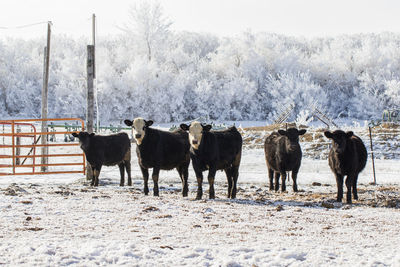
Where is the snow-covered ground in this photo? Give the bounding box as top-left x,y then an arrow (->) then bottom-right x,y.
0,146 -> 399,266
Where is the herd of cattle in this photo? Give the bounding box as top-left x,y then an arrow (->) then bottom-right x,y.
72,117 -> 368,204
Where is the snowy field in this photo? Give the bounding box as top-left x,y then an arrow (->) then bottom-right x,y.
0,146 -> 400,266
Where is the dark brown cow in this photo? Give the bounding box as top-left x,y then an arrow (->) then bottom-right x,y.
180,121 -> 242,200
324,130 -> 367,204
264,128 -> 306,192
72,132 -> 131,187
124,118 -> 190,197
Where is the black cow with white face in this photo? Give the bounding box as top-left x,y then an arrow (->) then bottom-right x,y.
72,132 -> 131,187
324,130 -> 367,204
180,121 -> 242,200
124,118 -> 190,197
264,128 -> 307,192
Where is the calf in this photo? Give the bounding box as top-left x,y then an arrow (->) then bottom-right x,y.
72,132 -> 131,187
180,122 -> 242,200
124,118 -> 190,197
324,130 -> 367,204
264,128 -> 307,192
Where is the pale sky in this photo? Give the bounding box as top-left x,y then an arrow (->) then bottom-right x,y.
1,0 -> 400,39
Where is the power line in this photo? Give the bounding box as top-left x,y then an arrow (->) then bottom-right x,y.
0,21 -> 49,30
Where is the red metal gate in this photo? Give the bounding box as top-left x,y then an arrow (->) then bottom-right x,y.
0,118 -> 86,176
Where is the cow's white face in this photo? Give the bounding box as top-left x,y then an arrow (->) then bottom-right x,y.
132,118 -> 146,145
189,121 -> 203,150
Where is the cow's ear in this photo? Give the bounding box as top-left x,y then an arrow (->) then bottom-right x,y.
124,120 -> 133,126
298,129 -> 307,135
324,131 -> 333,139
278,130 -> 286,136
180,124 -> 189,131
72,132 -> 78,137
346,131 -> 354,138
202,125 -> 212,132
145,120 -> 153,127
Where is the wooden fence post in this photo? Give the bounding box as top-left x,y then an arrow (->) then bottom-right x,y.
16,126 -> 20,165
86,45 -> 95,180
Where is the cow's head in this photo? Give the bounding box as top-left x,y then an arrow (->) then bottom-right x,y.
278,128 -> 307,152
324,130 -> 353,154
124,117 -> 153,145
180,121 -> 212,150
72,131 -> 95,151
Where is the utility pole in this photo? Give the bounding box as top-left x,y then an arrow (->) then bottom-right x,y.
84,14 -> 98,181
92,13 -> 96,79
92,13 -> 100,133
86,44 -> 95,180
41,21 -> 51,172
87,45 -> 95,134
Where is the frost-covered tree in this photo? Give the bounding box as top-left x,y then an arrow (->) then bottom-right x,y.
1,30 -> 400,123
120,0 -> 172,62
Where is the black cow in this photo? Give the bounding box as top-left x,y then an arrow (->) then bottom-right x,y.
180,121 -> 242,200
124,118 -> 190,197
324,130 -> 367,204
264,128 -> 307,192
72,132 -> 131,187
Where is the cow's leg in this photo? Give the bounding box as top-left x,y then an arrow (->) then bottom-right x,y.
118,163 -> 125,186
274,172 -> 280,192
268,168 -> 274,191
230,151 -> 241,199
208,166 -> 217,199
225,168 -> 233,198
177,167 -> 184,195
90,165 -> 96,186
231,165 -> 239,199
125,160 -> 132,186
180,164 -> 189,197
140,166 -> 149,195
93,165 -> 102,187
353,174 -> 359,200
152,167 -> 160,196
281,171 -> 287,192
335,173 -> 344,202
292,169 -> 299,192
193,165 -> 203,200
345,175 -> 353,204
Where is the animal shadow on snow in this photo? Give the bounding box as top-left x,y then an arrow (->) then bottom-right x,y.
211,194 -> 347,210
76,179 -> 397,209
184,184 -> 340,210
